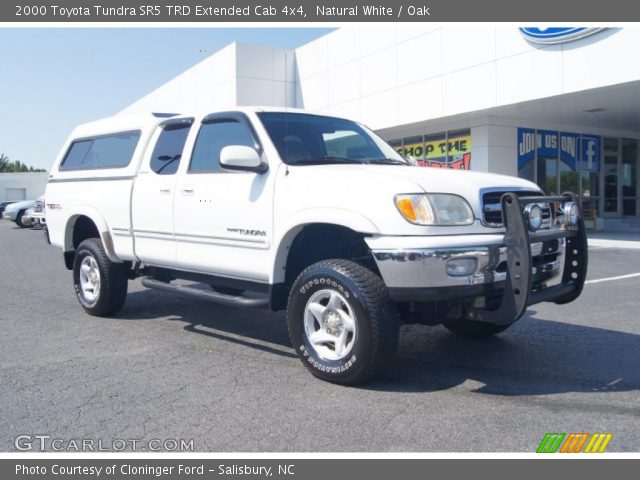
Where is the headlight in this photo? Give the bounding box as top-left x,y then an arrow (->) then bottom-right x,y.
562,202 -> 579,226
524,204 -> 543,231
395,194 -> 474,226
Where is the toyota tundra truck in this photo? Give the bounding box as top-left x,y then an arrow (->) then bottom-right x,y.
45,108 -> 587,384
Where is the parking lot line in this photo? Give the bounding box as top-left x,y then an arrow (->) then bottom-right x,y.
585,272 -> 640,284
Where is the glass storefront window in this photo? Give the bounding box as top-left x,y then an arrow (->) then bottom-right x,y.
388,139 -> 402,151
518,158 -> 535,182
580,197 -> 600,217
604,137 -> 619,152
603,152 -> 619,214
423,132 -> 447,166
580,171 -> 599,197
560,161 -> 579,193
446,129 -> 471,164
384,130 -> 472,170
401,135 -> 426,161
622,139 -> 638,216
537,156 -> 558,195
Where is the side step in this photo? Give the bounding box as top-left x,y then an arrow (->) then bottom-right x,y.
141,278 -> 269,309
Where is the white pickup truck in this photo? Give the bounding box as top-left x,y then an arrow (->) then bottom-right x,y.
45,107 -> 587,384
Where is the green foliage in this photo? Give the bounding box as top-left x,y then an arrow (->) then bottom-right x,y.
0,153 -> 46,173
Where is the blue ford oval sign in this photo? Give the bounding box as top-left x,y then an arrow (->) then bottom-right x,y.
519,27 -> 605,45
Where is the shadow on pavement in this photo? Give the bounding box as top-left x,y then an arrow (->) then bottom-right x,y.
120,289 -> 640,396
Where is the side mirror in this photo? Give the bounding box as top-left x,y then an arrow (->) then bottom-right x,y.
220,145 -> 268,173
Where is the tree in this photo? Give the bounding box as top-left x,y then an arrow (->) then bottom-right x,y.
0,153 -> 46,173
0,153 -> 9,172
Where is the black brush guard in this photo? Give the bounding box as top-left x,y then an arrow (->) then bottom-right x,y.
467,191 -> 588,326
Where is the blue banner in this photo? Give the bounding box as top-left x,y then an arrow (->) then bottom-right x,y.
559,132 -> 579,170
581,135 -> 601,172
518,129 -> 600,172
517,128 -> 536,169
537,130 -> 558,158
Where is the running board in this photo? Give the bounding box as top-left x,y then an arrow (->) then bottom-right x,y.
141,278 -> 269,309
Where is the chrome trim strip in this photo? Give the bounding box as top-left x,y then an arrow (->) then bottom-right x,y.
173,232 -> 269,250
48,176 -> 135,183
132,229 -> 173,241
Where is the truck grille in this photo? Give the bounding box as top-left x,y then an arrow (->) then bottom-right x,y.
482,190 -> 551,227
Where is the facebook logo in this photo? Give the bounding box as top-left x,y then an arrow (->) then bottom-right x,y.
581,135 -> 600,172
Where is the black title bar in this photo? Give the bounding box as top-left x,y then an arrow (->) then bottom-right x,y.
3,0 -> 640,22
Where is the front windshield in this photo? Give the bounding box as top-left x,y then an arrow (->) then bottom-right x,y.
257,112 -> 407,166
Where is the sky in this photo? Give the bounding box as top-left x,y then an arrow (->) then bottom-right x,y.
0,28 -> 333,170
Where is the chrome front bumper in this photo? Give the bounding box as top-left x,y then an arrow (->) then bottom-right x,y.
371,238 -> 564,291
368,191 -> 588,325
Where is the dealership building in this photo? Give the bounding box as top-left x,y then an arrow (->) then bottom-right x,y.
121,26 -> 640,232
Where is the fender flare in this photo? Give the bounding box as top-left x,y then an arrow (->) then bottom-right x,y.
64,207 -> 121,263
270,208 -> 380,284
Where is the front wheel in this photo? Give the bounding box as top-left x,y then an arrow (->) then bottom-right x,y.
287,259 -> 399,385
73,238 -> 128,316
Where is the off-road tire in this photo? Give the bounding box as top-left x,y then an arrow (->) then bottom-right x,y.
73,238 -> 128,316
287,259 -> 399,385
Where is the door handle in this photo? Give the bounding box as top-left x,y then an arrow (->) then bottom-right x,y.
159,187 -> 171,195
181,186 -> 195,195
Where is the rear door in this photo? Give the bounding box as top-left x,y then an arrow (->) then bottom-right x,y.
131,118 -> 193,267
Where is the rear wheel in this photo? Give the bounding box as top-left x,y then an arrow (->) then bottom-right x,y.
73,238 -> 128,316
287,259 -> 399,385
442,317 -> 510,338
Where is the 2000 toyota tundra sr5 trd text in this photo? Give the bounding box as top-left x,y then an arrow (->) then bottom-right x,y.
44,108 -> 588,384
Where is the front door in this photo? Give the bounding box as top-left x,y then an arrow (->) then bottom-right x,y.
173,113 -> 274,284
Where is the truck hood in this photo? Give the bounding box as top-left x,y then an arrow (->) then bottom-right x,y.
289,164 -> 540,204
281,164 -> 541,236
363,164 -> 538,194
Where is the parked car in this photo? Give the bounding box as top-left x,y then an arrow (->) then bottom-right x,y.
0,201 -> 16,218
21,197 -> 46,228
2,199 -> 37,228
45,108 -> 587,385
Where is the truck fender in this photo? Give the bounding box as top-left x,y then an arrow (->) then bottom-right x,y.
64,207 -> 121,263
271,208 -> 380,284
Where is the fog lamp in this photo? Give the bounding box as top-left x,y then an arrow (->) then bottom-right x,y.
561,202 -> 579,226
446,258 -> 478,277
524,204 -> 543,231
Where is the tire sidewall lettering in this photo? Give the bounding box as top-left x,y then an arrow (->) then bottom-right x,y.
293,273 -> 369,377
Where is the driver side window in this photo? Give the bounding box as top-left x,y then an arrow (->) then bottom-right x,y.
189,119 -> 257,173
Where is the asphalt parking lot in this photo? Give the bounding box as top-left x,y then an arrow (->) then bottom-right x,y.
1,221 -> 639,452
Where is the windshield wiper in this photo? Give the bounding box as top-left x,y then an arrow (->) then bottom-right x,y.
295,156 -> 364,165
367,157 -> 410,166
